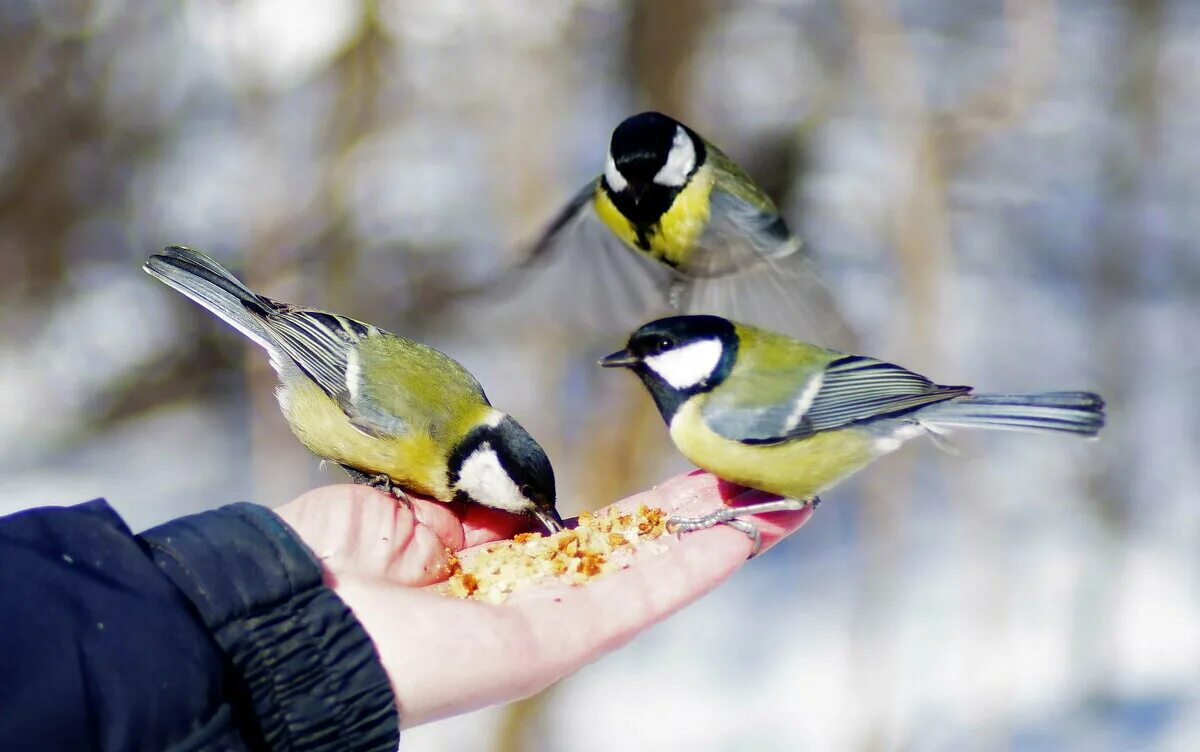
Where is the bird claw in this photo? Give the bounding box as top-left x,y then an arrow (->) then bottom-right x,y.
367,475 -> 412,509
342,466 -> 412,508
666,496 -> 819,559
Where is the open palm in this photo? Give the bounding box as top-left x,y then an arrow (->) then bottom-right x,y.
277,471 -> 813,728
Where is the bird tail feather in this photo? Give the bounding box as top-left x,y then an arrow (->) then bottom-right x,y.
918,392 -> 1105,437
143,246 -> 278,352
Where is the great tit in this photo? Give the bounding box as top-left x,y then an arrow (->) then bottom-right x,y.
487,112 -> 851,344
601,315 -> 1105,552
145,246 -> 564,533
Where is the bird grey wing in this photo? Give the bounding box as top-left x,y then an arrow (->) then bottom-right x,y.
557,209 -> 678,332
352,336 -> 487,440
516,179 -> 600,273
684,187 -> 801,279
673,187 -> 857,348
702,363 -> 827,444
704,354 -> 969,444
263,309 -> 357,397
263,309 -> 409,436
799,355 -> 970,432
463,179 -> 675,334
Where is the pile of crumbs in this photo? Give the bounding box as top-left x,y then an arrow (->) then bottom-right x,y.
443,504 -> 669,604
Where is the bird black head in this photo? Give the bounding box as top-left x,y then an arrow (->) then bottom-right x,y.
600,315 -> 738,421
447,413 -> 563,533
603,112 -> 707,226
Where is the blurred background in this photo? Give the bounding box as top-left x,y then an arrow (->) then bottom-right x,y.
1,0 -> 1197,749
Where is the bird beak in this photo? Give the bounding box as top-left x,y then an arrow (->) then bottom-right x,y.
599,349 -> 638,368
630,185 -> 646,204
533,507 -> 565,534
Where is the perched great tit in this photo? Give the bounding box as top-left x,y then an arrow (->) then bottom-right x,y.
487,112 -> 851,344
601,315 -> 1105,552
145,246 -> 564,533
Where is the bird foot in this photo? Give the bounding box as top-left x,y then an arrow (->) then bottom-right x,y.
342,466 -> 412,508
666,496 -> 819,558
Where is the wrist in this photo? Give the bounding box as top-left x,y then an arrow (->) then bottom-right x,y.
141,503 -> 400,751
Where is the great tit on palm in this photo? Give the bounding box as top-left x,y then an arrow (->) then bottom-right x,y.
601,315 -> 1105,552
489,112 -> 851,344
145,246 -> 564,533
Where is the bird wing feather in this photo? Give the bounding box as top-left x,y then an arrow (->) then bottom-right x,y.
704,352 -> 969,444
265,309 -> 364,398
673,151 -> 856,347
265,309 -> 425,438
348,333 -> 489,441
474,178 -> 676,332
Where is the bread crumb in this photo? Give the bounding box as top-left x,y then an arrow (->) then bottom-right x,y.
441,505 -> 669,604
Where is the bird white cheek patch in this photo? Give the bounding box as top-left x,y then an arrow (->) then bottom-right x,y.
645,338 -> 723,390
604,153 -> 628,192
653,126 -> 696,187
457,444 -> 529,513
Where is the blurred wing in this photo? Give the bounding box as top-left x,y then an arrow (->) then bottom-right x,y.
675,185 -> 857,349
692,185 -> 801,274
513,180 -> 600,273
553,207 -> 677,332
704,143 -> 780,213
704,353 -> 969,444
472,179 -> 676,334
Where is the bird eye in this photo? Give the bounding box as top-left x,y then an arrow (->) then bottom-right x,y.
519,484 -> 534,497
654,337 -> 674,354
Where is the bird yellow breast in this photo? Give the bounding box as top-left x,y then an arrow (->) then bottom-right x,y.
654,167 -> 714,267
593,186 -> 641,251
593,166 -> 715,269
668,400 -> 878,500
277,379 -> 453,500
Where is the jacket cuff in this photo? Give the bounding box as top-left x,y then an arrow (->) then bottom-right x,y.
140,503 -> 398,751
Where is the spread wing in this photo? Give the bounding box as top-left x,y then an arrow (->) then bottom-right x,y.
493,180 -> 599,277
455,158 -> 855,346
672,151 -> 857,349
462,178 -> 675,333
682,160 -> 800,280
704,353 -> 970,445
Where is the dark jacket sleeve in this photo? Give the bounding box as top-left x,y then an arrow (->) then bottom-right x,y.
0,500 -> 398,752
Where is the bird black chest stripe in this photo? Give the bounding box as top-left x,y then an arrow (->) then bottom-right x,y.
637,231 -> 681,269
604,183 -> 682,256
635,225 -> 655,253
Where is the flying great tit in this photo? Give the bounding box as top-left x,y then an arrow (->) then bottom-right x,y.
145,246 -> 564,533
601,315 -> 1105,552
487,112 -> 852,344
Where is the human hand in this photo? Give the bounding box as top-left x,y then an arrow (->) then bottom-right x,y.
275,471 -> 813,728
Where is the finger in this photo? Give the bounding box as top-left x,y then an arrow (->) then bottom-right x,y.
724,487 -> 814,553
604,470 -> 814,555
279,485 -> 455,587
406,496 -> 465,550
459,504 -> 541,549
389,493 -> 542,551
373,502 -> 770,727
357,471 -> 816,726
